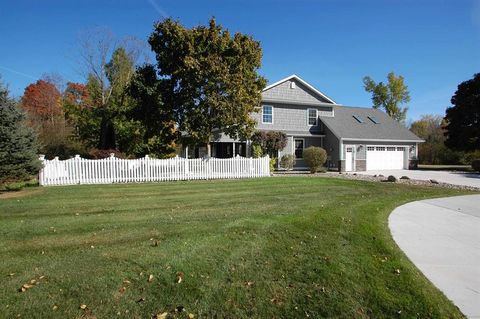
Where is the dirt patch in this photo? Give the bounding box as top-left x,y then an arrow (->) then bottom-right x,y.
0,188 -> 43,199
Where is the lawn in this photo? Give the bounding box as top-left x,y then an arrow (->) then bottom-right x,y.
0,177 -> 472,318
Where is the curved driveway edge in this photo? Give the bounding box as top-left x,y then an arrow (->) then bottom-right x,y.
389,195 -> 480,318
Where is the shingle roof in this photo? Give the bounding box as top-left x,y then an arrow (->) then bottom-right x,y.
320,106 -> 423,142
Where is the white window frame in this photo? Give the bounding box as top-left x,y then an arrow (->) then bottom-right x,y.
293,138 -> 305,159
262,105 -> 274,124
307,108 -> 318,126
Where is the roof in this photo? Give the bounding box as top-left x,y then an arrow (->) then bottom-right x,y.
262,74 -> 337,104
320,106 -> 423,142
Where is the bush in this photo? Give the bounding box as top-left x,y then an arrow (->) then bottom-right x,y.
252,144 -> 263,158
472,160 -> 480,172
0,179 -> 38,192
88,149 -> 126,159
269,158 -> 277,173
280,154 -> 296,170
303,147 -> 327,173
251,131 -> 287,157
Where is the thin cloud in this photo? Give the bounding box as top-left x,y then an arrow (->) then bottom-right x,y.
146,0 -> 169,18
0,65 -> 37,80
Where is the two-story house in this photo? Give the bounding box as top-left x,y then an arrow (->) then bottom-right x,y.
184,75 -> 422,172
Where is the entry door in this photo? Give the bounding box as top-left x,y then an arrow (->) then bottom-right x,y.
345,147 -> 354,171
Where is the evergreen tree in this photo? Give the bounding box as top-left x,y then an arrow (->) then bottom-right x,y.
0,79 -> 41,184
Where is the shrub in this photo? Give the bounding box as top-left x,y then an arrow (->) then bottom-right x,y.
472,159 -> 480,172
269,158 -> 277,173
251,131 -> 287,157
280,154 -> 296,170
88,149 -> 126,159
252,144 -> 263,158
303,146 -> 327,173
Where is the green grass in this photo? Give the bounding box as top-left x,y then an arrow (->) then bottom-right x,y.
0,177 -> 474,318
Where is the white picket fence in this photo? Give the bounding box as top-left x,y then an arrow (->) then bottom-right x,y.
38,154 -> 270,186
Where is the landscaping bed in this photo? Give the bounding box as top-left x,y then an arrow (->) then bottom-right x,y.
0,177 -> 472,318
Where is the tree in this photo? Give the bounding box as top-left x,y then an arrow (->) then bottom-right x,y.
21,80 -> 62,124
148,18 -> 267,154
0,78 -> 41,184
127,64 -> 177,157
363,72 -> 410,122
444,73 -> 480,152
76,28 -> 145,150
410,115 -> 446,164
251,131 -> 287,157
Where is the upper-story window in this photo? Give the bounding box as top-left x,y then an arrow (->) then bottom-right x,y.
307,108 -> 318,126
262,105 -> 273,124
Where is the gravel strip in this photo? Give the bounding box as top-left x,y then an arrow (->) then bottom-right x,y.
273,171 -> 480,191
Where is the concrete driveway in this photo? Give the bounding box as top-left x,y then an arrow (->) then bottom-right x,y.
389,195 -> 480,318
357,169 -> 480,188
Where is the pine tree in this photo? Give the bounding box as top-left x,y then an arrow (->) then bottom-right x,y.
0,79 -> 42,184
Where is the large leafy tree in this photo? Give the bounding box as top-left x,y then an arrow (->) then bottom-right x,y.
410,115 -> 448,164
128,65 -> 177,157
363,72 -> 410,122
21,79 -> 62,124
77,27 -> 145,150
0,78 -> 41,184
444,73 -> 480,152
148,18 -> 267,153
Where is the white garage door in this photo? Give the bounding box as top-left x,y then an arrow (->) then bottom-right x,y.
366,146 -> 406,170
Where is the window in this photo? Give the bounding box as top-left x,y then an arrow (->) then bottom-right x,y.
397,147 -> 405,151
387,147 -> 396,151
368,116 -> 380,124
294,139 -> 304,159
376,147 -> 385,151
262,105 -> 273,124
353,115 -> 364,123
307,108 -> 318,126
367,146 -> 375,151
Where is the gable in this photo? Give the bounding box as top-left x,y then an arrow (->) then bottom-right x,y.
262,76 -> 336,105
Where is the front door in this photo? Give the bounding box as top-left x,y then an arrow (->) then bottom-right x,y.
345,147 -> 354,171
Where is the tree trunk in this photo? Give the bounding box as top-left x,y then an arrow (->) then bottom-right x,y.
98,116 -> 116,150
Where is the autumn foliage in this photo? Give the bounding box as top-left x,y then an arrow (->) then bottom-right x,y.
21,80 -> 62,123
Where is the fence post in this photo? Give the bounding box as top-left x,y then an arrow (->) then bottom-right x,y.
38,155 -> 46,186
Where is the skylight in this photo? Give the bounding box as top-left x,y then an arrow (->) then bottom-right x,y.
353,115 -> 364,123
368,116 -> 380,124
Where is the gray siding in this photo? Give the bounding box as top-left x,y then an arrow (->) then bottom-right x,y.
262,78 -> 332,104
322,123 -> 340,168
252,103 -> 332,134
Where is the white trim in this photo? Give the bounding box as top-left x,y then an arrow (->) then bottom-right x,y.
262,74 -> 337,104
261,105 -> 274,124
293,138 -> 305,159
261,98 -> 338,108
306,108 -> 318,126
341,138 -> 425,143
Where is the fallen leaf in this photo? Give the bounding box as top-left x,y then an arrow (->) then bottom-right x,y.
52,305 -> 58,311
188,314 -> 195,319
156,312 -> 168,319
118,287 -> 126,294
8,273 -> 15,277
29,279 -> 36,284
176,272 -> 184,284
148,274 -> 154,282
136,297 -> 145,303
39,275 -> 45,280
123,280 -> 131,284
394,269 -> 401,275
175,305 -> 184,312
80,304 -> 87,310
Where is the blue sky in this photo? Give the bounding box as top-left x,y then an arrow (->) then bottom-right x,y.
1,0 -> 479,122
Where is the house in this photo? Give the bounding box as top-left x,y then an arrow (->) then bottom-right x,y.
184,75 -> 423,172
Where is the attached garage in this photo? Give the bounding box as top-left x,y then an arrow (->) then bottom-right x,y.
366,146 -> 407,170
